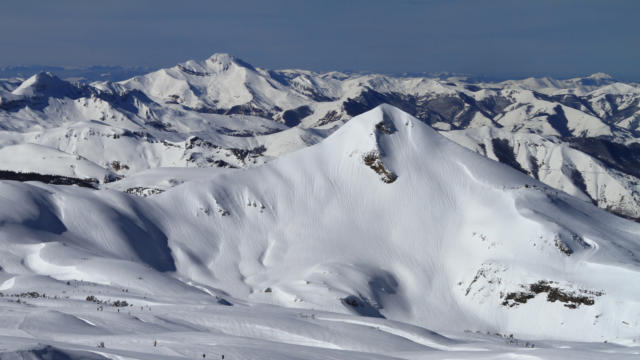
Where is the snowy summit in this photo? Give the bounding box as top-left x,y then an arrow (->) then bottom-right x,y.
0,55 -> 639,359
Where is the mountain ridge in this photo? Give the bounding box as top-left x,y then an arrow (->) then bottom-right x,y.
1,53 -> 640,222
0,102 -> 639,358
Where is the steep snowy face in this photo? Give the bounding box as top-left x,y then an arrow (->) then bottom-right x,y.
0,72 -> 90,120
130,105 -> 637,340
443,127 -> 640,219
0,106 -> 639,358
11,72 -> 81,99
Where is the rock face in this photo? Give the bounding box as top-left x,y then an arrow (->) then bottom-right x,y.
1,54 -> 640,219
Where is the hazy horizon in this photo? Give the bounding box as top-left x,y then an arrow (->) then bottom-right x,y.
0,57 -> 631,84
2,0 -> 639,81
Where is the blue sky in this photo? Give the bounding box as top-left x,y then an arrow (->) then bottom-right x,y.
2,0 -> 639,80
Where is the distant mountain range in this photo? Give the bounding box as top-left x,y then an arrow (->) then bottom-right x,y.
0,65 -> 151,82
1,53 -> 639,220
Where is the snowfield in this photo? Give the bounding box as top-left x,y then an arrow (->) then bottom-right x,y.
0,105 -> 639,359
2,54 -> 640,221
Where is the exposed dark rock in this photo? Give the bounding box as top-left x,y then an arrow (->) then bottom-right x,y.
315,110 -> 343,126
230,145 -> 267,163
177,64 -> 210,77
185,136 -> 220,150
125,187 -> 165,197
502,291 -> 535,307
502,280 -> 603,309
110,161 -> 130,172
375,121 -> 395,135
0,170 -> 98,188
363,152 -> 397,183
553,236 -> 574,256
209,160 -> 237,168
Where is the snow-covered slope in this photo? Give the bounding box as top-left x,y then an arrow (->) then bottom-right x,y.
0,143 -> 115,182
444,127 -> 640,219
2,54 -> 640,223
0,106 -> 639,359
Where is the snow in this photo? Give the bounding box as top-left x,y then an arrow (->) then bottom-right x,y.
0,105 -> 639,359
443,126 -> 640,219
2,53 -> 640,358
0,143 -> 114,181
11,72 -> 79,98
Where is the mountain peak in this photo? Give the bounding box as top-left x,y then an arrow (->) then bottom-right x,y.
11,72 -> 80,98
587,72 -> 613,80
324,104 -> 441,168
17,71 -> 60,88
206,53 -> 234,63
204,53 -> 256,72
173,53 -> 257,75
329,104 -> 410,144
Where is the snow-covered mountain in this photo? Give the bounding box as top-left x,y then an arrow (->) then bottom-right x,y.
0,105 -> 639,359
0,64 -> 150,82
2,53 -> 640,222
